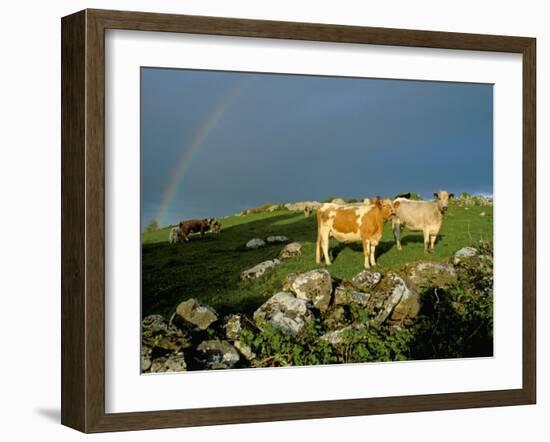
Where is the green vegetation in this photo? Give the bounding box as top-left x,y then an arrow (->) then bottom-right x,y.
141,202 -> 493,320
144,218 -> 159,233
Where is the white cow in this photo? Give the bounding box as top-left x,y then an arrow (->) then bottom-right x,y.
168,227 -> 183,244
392,190 -> 454,253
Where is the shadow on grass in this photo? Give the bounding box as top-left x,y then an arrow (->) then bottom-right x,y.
399,234 -> 446,246
331,239 -> 397,262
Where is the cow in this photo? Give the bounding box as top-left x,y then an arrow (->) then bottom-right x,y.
392,190 -> 454,253
177,218 -> 221,241
168,227 -> 184,244
315,198 -> 399,269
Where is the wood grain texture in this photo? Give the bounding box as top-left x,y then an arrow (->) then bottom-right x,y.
60,8 -> 537,433
522,38 -> 536,404
61,10 -> 86,431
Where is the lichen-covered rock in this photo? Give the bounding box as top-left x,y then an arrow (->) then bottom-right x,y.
241,259 -> 281,280
141,314 -> 191,351
278,242 -> 303,260
405,261 -> 457,288
246,238 -> 266,249
284,201 -> 321,212
150,351 -> 187,373
282,272 -> 299,291
351,270 -> 382,292
176,298 -> 218,330
141,346 -> 152,372
196,340 -> 240,369
323,305 -> 347,330
142,314 -> 169,333
233,340 -> 256,361
289,269 -> 332,312
334,285 -> 371,306
320,324 -> 366,345
453,247 -> 478,265
373,273 -> 419,323
266,235 -> 289,243
330,198 -> 346,204
254,292 -> 314,336
223,314 -> 245,341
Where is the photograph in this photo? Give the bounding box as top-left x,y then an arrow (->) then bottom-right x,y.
140,67 -> 494,373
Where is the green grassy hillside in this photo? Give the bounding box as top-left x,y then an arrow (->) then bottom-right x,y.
142,203 -> 492,319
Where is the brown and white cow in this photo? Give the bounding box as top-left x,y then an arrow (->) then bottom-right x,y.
177,218 -> 221,242
392,190 -> 454,253
315,198 -> 399,269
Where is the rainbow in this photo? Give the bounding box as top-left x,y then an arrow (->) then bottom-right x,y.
155,77 -> 251,226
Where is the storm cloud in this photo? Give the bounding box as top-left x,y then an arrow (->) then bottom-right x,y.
141,68 -> 493,227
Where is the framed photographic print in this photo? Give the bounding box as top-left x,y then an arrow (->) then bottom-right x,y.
61,9 -> 536,433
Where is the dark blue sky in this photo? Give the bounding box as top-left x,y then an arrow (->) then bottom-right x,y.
141,68 -> 493,227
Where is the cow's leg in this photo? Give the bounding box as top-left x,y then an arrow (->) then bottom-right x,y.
423,230 -> 430,253
315,233 -> 322,264
392,219 -> 402,251
430,233 -> 437,251
321,234 -> 332,265
363,240 -> 371,269
370,241 -> 377,267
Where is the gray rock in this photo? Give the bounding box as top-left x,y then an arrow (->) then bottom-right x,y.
176,298 -> 218,330
278,242 -> 303,260
323,305 -> 347,330
246,238 -> 266,249
290,269 -> 333,312
224,314 -> 245,341
284,201 -> 322,212
266,235 -> 289,243
233,341 -> 256,361
196,340 -> 240,369
254,292 -> 314,336
150,351 -> 187,373
454,247 -> 478,265
282,272 -> 299,291
351,270 -> 382,291
320,324 -> 366,345
334,285 -> 371,306
141,314 -> 191,351
142,314 -> 169,334
480,212 -> 486,217
240,259 -> 281,280
405,261 -> 457,288
141,346 -> 152,372
331,198 -> 346,205
374,273 -> 419,323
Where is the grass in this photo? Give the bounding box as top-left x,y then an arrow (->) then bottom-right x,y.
141,203 -> 493,319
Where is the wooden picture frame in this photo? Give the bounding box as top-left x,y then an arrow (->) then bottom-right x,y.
61,8 -> 536,433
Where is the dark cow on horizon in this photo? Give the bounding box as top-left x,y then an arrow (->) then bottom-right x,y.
170,218 -> 221,243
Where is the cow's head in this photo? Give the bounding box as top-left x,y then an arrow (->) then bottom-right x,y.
433,190 -> 454,213
207,218 -> 221,234
376,198 -> 399,220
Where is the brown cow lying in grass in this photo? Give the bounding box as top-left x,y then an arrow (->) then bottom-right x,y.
175,218 -> 221,242
316,198 -> 399,269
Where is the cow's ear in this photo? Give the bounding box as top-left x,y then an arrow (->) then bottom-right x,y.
449,193 -> 455,199
433,192 -> 439,199
394,201 -> 400,208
